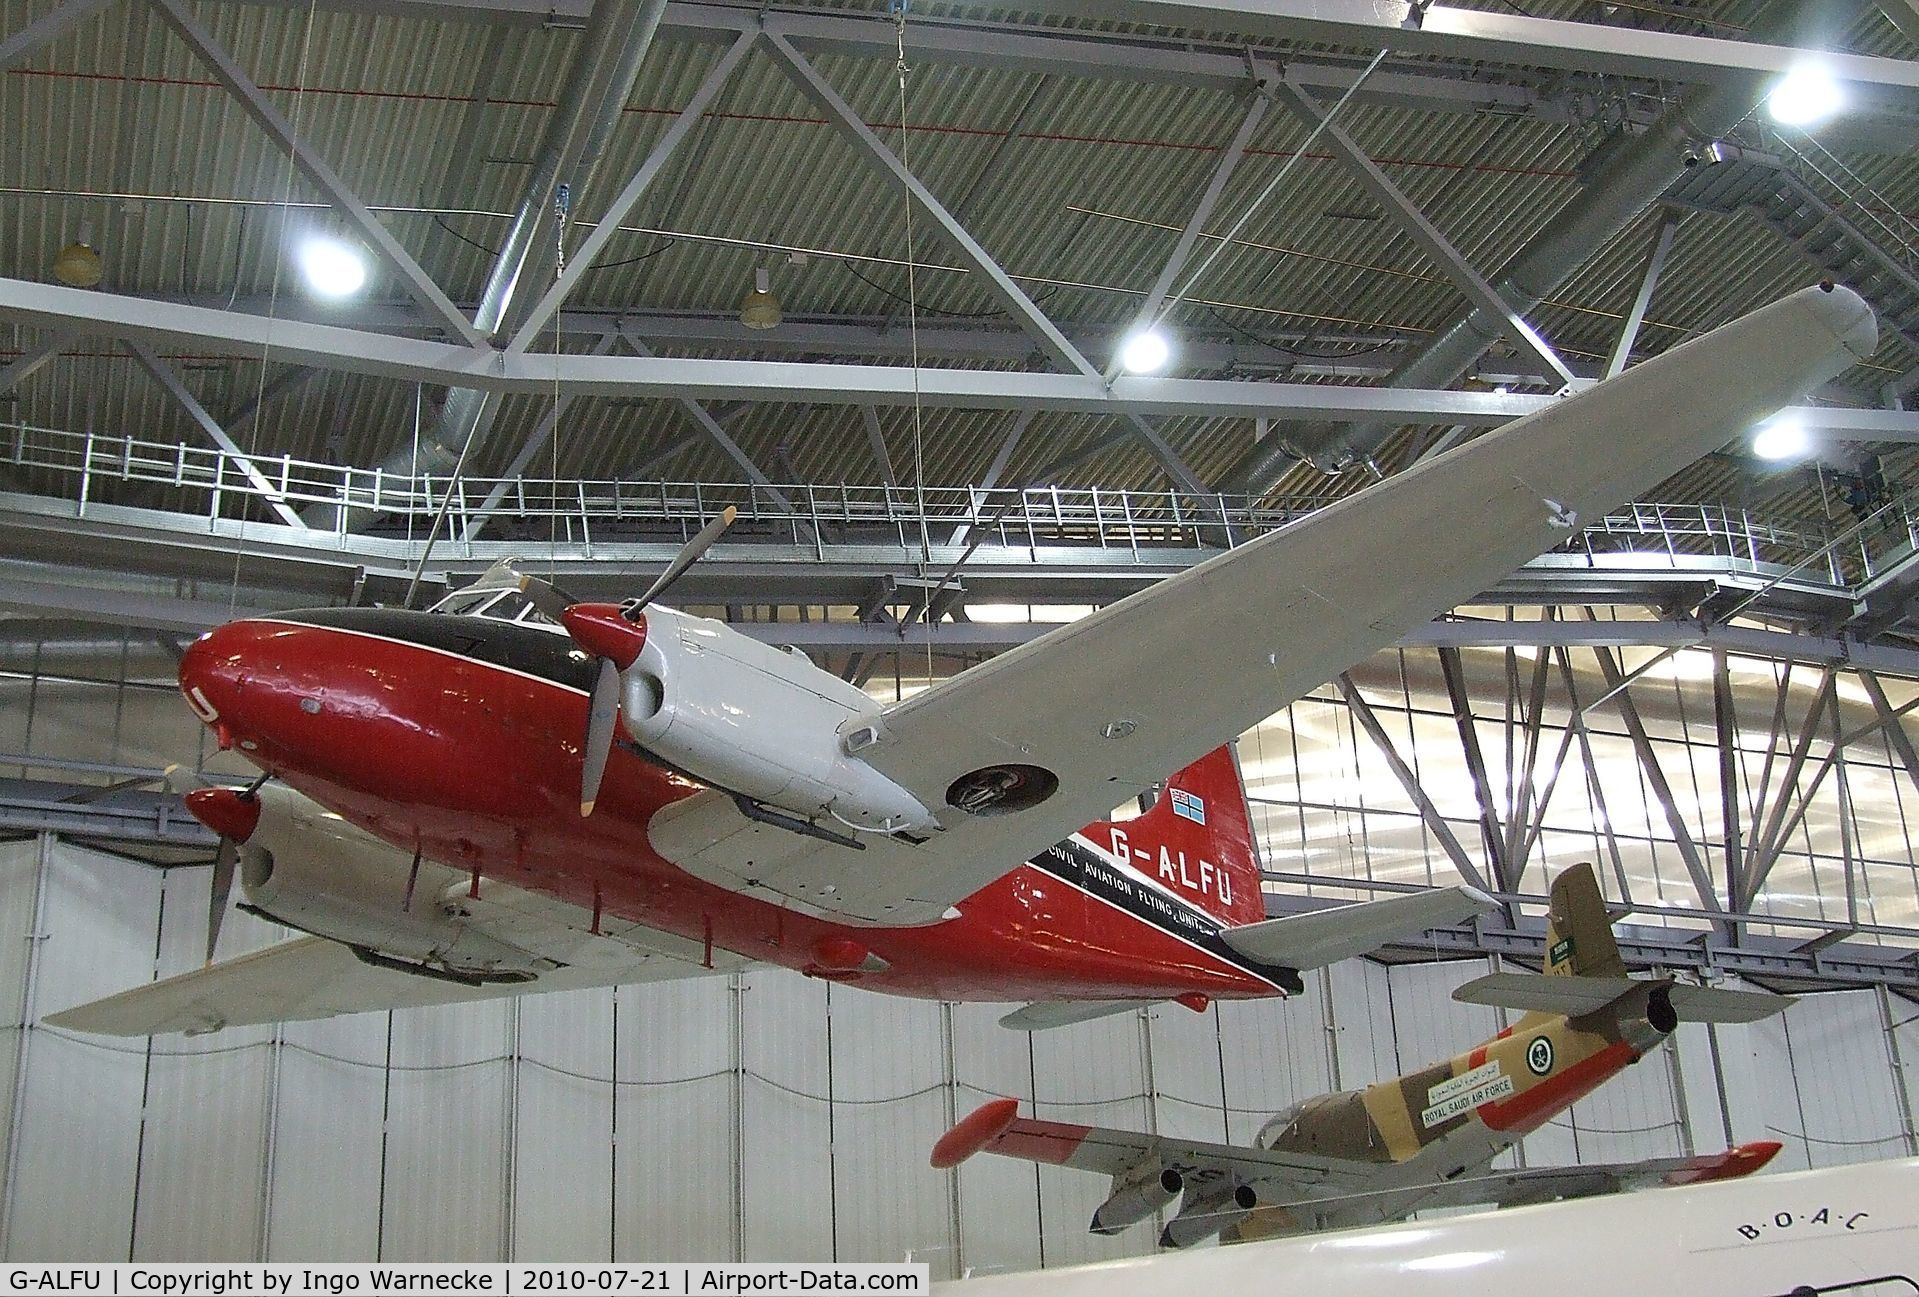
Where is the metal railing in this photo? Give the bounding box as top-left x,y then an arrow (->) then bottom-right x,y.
6,419 -> 1917,589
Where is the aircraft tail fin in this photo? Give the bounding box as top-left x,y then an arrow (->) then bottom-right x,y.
1542,861 -> 1627,979
1455,863 -> 1791,1024
1090,743 -> 1266,927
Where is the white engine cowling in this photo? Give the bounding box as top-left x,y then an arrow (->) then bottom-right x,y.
1091,1163 -> 1183,1235
244,791 -> 549,978
621,605 -> 937,834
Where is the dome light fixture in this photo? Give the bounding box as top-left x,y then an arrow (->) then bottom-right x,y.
52,220 -> 103,288
740,267 -> 782,330
1119,327 -> 1171,374
1767,62 -> 1843,129
298,234 -> 367,299
1752,413 -> 1811,462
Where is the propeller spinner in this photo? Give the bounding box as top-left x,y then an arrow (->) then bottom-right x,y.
174,772 -> 264,963
518,506 -> 737,817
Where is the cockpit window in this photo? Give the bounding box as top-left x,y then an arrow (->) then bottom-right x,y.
429,590 -> 493,616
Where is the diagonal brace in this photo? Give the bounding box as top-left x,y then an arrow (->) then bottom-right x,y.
148,0 -> 485,348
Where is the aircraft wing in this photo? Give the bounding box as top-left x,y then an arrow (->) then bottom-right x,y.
1408,1141 -> 1786,1211
930,1098 -> 1372,1194
44,932 -> 748,1037
652,286 -> 1876,925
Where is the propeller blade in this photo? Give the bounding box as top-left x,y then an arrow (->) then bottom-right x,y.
580,656 -> 622,817
516,572 -> 580,624
207,836 -> 238,964
635,506 -> 737,608
163,763 -> 212,796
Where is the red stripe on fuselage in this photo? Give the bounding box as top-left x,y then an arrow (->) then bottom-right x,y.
1478,1041 -> 1638,1135
184,617 -> 1280,1005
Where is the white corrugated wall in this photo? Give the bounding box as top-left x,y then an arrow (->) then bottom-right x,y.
1,834 -> 1915,1267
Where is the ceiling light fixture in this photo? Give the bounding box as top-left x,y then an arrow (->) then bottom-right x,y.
298,234 -> 367,298
1752,413 -> 1811,462
1119,328 -> 1171,374
1767,62 -> 1844,128
51,220 -> 103,288
740,267 -> 782,330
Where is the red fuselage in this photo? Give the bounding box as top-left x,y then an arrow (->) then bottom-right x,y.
178,609 -> 1288,1006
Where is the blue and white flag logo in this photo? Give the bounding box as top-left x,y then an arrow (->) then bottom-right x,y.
1170,788 -> 1206,825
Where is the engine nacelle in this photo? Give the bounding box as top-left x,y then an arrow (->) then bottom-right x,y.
1090,1164 -> 1183,1235
1160,1182 -> 1258,1249
243,789 -> 549,978
620,605 -> 937,833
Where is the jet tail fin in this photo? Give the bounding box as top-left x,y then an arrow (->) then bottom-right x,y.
1542,861 -> 1627,979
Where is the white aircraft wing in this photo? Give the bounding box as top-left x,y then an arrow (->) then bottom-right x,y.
1228,1141 -> 1786,1241
652,286 -> 1875,925
930,1099 -> 1372,1194
44,932 -> 746,1037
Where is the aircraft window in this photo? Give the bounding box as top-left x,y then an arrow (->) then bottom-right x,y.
430,590 -> 493,616
479,591 -> 533,623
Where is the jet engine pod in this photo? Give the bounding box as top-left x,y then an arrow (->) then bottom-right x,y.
1091,1164 -> 1183,1235
1160,1182 -> 1258,1249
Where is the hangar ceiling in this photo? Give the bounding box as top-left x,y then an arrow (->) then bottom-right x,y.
1,0 -> 1916,553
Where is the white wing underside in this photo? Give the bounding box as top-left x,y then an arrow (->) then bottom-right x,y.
43,932 -> 742,1037
652,287 -> 1876,925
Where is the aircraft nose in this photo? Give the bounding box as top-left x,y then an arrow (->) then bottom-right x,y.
177,622 -> 252,743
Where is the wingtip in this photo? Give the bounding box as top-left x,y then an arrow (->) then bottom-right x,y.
931,1097 -> 1020,1169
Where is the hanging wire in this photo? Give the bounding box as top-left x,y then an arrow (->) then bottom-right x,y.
227,0 -> 325,615
1147,47 -> 1391,338
890,1 -> 936,687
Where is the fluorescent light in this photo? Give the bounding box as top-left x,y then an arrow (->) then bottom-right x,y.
1767,62 -> 1843,128
298,235 -> 367,298
1752,413 -> 1810,461
1119,328 -> 1171,373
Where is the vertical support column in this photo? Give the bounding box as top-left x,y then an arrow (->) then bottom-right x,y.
1711,649 -> 1744,936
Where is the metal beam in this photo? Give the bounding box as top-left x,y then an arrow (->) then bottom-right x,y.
1605,213 -> 1681,379
766,32 -> 1100,381
0,333 -> 74,396
1882,0 -> 1919,47
461,330 -> 623,542
1007,0 -> 1919,92
0,0 -> 118,71
1269,78 -> 1576,388
1334,673 -> 1492,894
505,30 -> 756,354
861,408 -> 896,488
1436,646 -> 1509,889
12,281 -> 1915,439
1590,644 -> 1727,921
122,342 -> 308,529
1739,669 -> 1834,909
1712,648 -> 1745,925
146,0 -> 485,348
616,329 -> 800,517
1110,94 -> 1270,374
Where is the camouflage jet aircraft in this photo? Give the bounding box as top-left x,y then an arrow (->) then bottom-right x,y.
931,862 -> 1789,1248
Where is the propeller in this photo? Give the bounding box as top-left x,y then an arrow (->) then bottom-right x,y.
517,506 -> 738,817
169,765 -> 264,963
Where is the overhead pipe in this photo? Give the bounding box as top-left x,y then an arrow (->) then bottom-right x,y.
306,0 -> 669,529
1217,0 -> 1856,490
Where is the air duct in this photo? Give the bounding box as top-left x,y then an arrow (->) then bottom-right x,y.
305,0 -> 668,530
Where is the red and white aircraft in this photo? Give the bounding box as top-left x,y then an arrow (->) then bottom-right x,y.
52,285 -> 1876,1036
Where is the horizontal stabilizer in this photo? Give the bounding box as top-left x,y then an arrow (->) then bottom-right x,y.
1453,972 -> 1791,1023
999,1000 -> 1152,1031
1221,885 -> 1497,971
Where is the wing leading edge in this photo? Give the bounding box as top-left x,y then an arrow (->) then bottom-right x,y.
653,286 -> 1877,925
